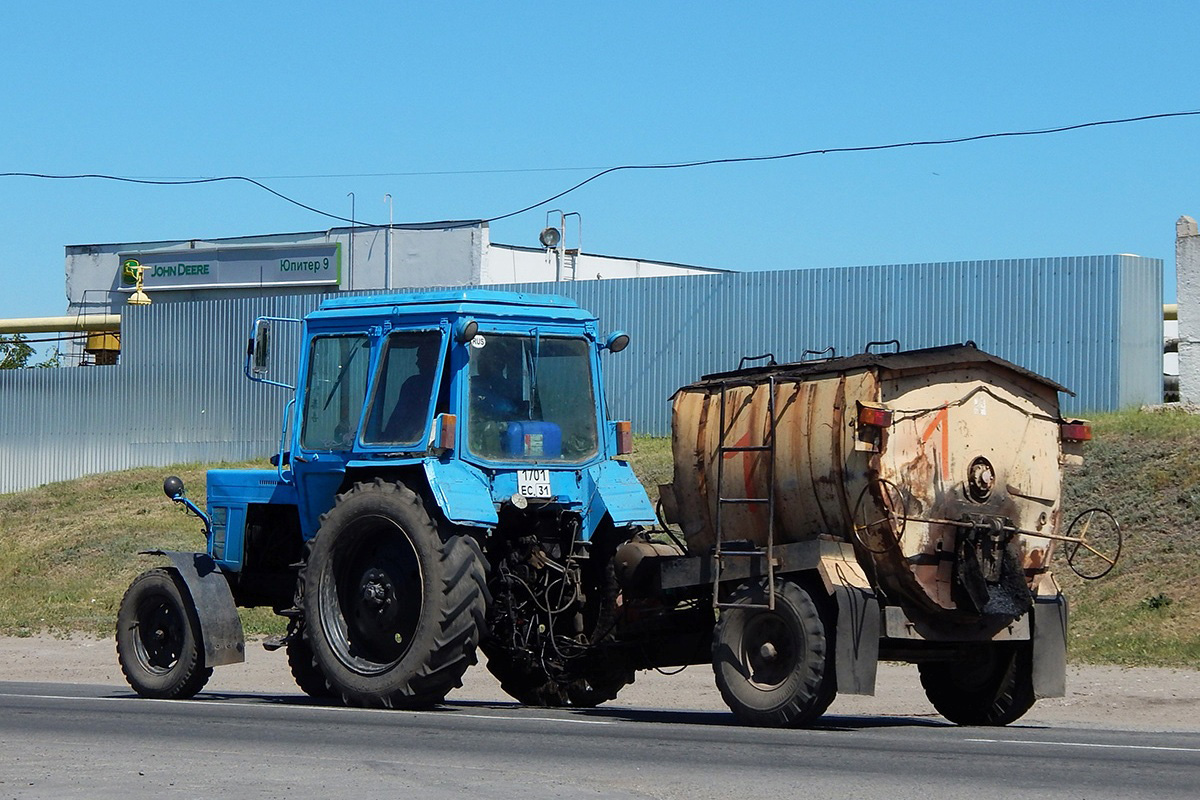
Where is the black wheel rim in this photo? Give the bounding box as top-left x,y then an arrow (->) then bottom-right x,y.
133,592 -> 184,674
320,514 -> 423,675
740,611 -> 800,690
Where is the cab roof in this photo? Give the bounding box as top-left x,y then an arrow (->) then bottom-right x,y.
309,289 -> 595,324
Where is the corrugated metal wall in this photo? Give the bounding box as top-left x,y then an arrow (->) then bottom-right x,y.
0,255 -> 1162,494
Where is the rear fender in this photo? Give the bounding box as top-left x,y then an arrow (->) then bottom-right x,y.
144,550 -> 245,667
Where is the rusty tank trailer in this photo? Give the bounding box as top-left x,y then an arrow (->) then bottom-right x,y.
635,342 -> 1116,727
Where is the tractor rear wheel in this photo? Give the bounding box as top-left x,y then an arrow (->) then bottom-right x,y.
116,568 -> 213,700
287,634 -> 335,698
918,642 -> 1035,726
303,479 -> 488,709
712,580 -> 830,728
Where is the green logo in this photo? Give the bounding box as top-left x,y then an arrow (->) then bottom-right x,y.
121,259 -> 141,285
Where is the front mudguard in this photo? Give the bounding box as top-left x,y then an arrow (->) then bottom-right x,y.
143,550 -> 245,667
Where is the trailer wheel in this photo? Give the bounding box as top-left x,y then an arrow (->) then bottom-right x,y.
287,635 -> 335,698
116,568 -> 213,700
303,479 -> 488,709
712,580 -> 829,728
918,642 -> 1035,726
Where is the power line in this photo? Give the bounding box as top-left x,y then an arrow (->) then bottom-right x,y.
0,172 -> 363,225
3,110 -> 1198,228
481,110 -> 1200,223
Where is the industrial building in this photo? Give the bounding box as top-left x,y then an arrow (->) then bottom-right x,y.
64,221 -> 722,310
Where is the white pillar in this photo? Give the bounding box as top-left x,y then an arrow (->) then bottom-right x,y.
1177,215 -> 1200,404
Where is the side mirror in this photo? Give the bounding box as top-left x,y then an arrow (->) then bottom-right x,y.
251,319 -> 271,376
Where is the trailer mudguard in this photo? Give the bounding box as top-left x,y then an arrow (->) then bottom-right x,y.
145,550 -> 245,667
831,584 -> 880,696
1031,593 -> 1068,698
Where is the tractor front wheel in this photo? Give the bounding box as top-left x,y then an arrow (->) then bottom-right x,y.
116,568 -> 212,699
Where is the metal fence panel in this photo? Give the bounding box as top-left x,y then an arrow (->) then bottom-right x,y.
0,256 -> 1161,494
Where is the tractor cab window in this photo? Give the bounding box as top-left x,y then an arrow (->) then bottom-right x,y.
466,333 -> 598,463
300,335 -> 371,451
362,331 -> 444,447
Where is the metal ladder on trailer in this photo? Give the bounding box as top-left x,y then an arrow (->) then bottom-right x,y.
713,374 -> 778,610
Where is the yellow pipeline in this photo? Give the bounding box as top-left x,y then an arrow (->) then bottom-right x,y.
0,315 -> 121,334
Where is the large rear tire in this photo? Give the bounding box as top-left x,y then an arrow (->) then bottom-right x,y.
116,568 -> 213,700
918,643 -> 1035,726
303,479 -> 488,709
712,580 -> 829,728
287,634 -> 335,698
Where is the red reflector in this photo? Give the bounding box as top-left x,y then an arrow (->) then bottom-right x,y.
616,420 -> 633,455
1060,422 -> 1092,442
438,414 -> 457,449
858,405 -> 893,428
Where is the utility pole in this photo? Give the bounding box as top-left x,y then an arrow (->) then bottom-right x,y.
347,192 -> 355,289
384,194 -> 394,289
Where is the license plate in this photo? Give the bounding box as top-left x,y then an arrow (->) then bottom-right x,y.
517,469 -> 552,499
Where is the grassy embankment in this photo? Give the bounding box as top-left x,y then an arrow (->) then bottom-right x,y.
0,411 -> 1196,668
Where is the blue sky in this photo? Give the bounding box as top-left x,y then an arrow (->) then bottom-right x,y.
2,2 -> 1197,323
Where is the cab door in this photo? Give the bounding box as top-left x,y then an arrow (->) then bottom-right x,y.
291,332 -> 372,539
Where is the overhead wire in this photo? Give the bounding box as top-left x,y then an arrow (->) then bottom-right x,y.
2,110 -> 1197,228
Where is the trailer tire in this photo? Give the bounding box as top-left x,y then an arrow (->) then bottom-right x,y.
918,642 -> 1035,726
303,479 -> 488,709
712,580 -> 829,728
116,568 -> 213,700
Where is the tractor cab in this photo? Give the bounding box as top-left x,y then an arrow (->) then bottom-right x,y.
235,290 -> 651,548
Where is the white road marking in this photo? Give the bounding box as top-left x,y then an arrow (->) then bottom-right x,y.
0,690 -> 612,725
968,738 -> 1200,753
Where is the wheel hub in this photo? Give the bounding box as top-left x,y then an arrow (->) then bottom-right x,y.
360,570 -> 394,611
743,613 -> 798,689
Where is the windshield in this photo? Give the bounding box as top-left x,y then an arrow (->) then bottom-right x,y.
466,333 -> 599,463
300,334 -> 370,451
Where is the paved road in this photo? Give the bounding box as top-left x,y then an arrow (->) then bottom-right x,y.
1,681 -> 1198,799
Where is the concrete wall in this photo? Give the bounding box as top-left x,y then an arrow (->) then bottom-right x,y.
1176,215 -> 1200,404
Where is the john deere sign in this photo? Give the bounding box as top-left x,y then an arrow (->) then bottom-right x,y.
119,243 -> 341,291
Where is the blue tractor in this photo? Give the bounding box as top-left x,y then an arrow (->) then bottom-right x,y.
115,289 -> 656,708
